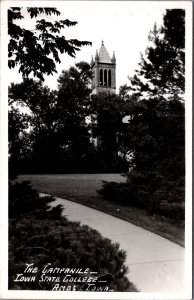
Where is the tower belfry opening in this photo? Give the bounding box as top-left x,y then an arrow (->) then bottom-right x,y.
91,41 -> 116,94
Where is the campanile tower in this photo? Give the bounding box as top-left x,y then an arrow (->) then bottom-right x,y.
91,41 -> 116,94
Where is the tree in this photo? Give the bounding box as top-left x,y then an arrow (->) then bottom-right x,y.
8,62 -> 96,173
8,107 -> 32,177
57,61 -> 92,119
126,10 -> 185,208
120,9 -> 185,174
56,62 -> 96,172
127,9 -> 185,101
8,6 -> 93,173
9,79 -> 61,173
8,7 -> 91,81
125,9 -> 185,173
9,79 -> 59,134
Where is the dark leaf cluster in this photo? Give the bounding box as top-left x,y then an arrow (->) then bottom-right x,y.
8,7 -> 91,80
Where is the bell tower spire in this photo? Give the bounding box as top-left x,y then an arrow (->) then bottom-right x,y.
111,51 -> 116,63
91,42 -> 116,94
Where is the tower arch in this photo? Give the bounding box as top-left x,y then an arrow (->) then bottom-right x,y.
100,69 -> 103,86
108,69 -> 111,86
104,69 -> 107,86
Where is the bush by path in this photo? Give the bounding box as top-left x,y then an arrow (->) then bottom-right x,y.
99,171 -> 185,221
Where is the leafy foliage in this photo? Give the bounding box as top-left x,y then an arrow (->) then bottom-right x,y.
8,107 -> 32,179
9,180 -> 55,218
8,7 -> 91,80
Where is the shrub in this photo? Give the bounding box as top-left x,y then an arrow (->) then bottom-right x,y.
99,170 -> 185,220
9,180 -> 55,218
99,181 -> 139,207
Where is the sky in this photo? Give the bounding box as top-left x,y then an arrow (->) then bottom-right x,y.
7,1 -> 170,92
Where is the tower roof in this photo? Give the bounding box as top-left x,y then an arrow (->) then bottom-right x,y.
98,41 -> 112,63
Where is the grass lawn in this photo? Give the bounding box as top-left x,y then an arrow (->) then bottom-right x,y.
19,174 -> 184,247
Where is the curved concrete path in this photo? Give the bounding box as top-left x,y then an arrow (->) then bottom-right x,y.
48,196 -> 185,293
